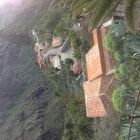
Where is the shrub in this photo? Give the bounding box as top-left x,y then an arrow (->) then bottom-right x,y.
112,88 -> 124,113
68,30 -> 81,59
114,51 -> 122,62
115,72 -> 124,81
115,133 -> 126,140
103,31 -> 119,51
117,63 -> 127,75
67,96 -> 82,115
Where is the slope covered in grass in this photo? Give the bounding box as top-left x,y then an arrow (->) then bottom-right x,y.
0,37 -> 64,140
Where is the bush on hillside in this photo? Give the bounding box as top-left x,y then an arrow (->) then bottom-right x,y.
112,88 -> 124,113
68,30 -> 81,59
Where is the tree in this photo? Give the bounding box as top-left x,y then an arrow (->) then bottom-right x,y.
52,0 -> 140,33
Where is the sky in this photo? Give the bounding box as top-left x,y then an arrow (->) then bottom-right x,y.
0,0 -> 21,6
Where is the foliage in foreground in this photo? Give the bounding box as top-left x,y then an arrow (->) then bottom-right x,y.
103,20 -> 140,139
52,0 -> 140,33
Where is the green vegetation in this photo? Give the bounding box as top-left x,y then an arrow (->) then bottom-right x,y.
35,1 -> 72,44
103,30 -> 120,51
103,20 -> 140,110
103,20 -> 140,139
114,51 -> 122,63
53,0 -> 119,29
68,30 -> 81,59
52,0 -> 140,33
112,88 -> 124,113
45,60 -> 96,140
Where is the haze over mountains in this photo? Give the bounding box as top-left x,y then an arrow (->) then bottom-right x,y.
0,1 -> 63,140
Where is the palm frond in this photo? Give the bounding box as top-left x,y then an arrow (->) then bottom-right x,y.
124,0 -> 139,33
97,0 -> 120,26
132,0 -> 140,33
72,0 -> 92,9
92,0 -> 114,27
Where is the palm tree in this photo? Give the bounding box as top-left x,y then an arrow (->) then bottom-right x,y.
52,0 -> 140,33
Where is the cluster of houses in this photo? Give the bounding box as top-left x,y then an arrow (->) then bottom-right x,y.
33,19 -> 117,118
33,9 -> 122,118
34,34 -> 82,75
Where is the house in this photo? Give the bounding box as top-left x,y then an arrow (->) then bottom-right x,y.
37,48 -> 45,70
59,38 -> 73,61
49,55 -> 62,70
83,27 -> 116,118
52,36 -> 63,48
34,42 -> 46,70
34,42 -> 44,53
44,38 -> 73,68
44,38 -> 82,75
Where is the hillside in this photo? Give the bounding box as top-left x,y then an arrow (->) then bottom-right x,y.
0,37 -> 64,140
0,1 -> 65,140
0,0 -> 52,35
